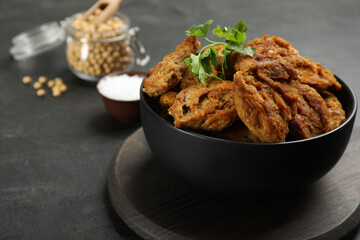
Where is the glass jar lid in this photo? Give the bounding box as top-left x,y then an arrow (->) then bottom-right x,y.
10,21 -> 66,60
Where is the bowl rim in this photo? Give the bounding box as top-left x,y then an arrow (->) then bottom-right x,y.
141,75 -> 357,146
97,70 -> 146,102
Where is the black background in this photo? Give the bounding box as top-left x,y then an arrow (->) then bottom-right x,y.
1,0 -> 359,239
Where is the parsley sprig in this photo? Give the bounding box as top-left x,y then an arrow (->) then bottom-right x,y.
184,20 -> 255,84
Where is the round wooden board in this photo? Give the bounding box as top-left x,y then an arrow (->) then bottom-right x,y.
108,128 -> 360,240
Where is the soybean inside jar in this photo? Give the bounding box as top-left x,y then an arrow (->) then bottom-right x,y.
64,10 -> 149,81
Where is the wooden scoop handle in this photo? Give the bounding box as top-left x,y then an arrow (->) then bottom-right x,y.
84,0 -> 123,24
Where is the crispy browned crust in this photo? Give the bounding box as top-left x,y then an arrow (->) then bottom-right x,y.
321,90 -> 346,131
233,63 -> 292,143
168,80 -> 238,131
230,35 -> 341,91
285,80 -> 330,140
146,34 -> 345,142
159,91 -> 177,109
291,58 -> 341,91
233,60 -> 332,142
142,36 -> 201,97
253,61 -> 330,139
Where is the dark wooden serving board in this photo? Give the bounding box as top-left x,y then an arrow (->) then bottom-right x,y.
108,128 -> 360,240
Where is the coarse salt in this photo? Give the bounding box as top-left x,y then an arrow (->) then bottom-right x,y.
97,74 -> 144,101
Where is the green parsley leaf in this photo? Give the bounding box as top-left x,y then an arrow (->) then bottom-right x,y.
200,47 -> 219,69
200,48 -> 218,80
185,54 -> 201,79
233,19 -> 247,33
209,48 -> 219,69
198,67 -> 206,84
200,50 -> 213,75
212,25 -> 227,38
185,48 -> 222,84
185,20 -> 213,38
185,19 -> 256,84
213,25 -> 246,45
200,47 -> 212,58
220,48 -> 232,79
228,44 -> 256,56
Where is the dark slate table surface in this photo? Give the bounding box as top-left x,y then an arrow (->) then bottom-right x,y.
1,0 -> 359,239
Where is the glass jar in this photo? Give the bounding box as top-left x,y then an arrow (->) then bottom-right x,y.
63,13 -> 149,81
10,12 -> 149,82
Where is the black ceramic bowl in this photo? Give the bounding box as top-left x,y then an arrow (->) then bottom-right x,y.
140,76 -> 357,194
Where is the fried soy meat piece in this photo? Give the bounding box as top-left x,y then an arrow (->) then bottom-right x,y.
211,121 -> 261,143
259,35 -> 341,91
233,63 -> 292,143
321,91 -> 346,131
159,91 -> 177,109
233,60 -> 332,142
254,61 -> 330,139
229,35 -> 299,73
247,35 -> 300,59
284,80 -> 330,140
180,68 -> 199,89
230,35 -> 341,91
290,57 -> 341,91
142,36 -> 201,97
168,80 -> 238,131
